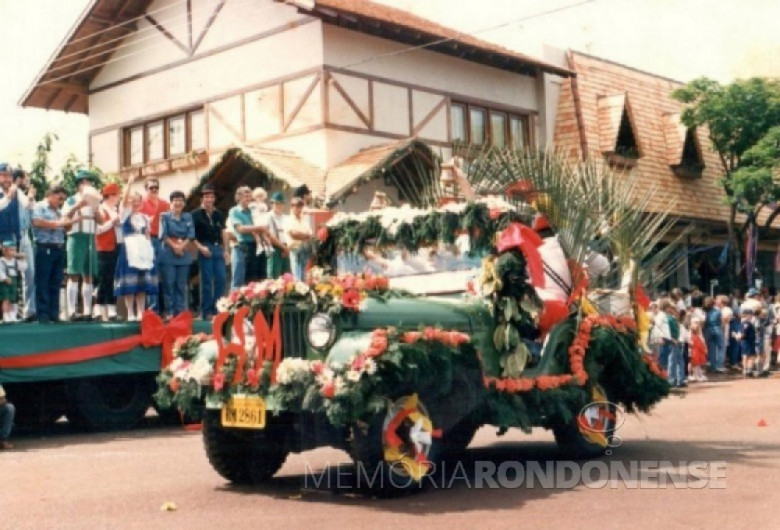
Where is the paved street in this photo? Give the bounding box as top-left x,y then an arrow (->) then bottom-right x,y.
3,375 -> 779,530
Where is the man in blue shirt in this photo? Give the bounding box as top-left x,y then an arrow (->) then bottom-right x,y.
228,186 -> 268,289
32,186 -> 79,323
11,170 -> 37,321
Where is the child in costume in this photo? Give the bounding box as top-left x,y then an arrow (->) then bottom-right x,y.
689,317 -> 708,382
0,239 -> 27,322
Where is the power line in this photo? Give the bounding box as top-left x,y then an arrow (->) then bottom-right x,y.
338,0 -> 598,70
37,0 -> 597,93
44,0 -> 260,79
38,0 -> 271,89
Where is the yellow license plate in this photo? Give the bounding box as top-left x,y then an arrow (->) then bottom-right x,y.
221,396 -> 266,429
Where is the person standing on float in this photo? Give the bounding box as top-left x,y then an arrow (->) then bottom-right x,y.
159,190 -> 195,320
94,183 -> 122,321
139,177 -> 169,313
0,165 -> 36,321
62,170 -> 103,321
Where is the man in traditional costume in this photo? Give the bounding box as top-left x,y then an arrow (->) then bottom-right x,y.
63,170 -> 102,321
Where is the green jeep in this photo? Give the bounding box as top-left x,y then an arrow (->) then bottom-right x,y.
155,201 -> 669,496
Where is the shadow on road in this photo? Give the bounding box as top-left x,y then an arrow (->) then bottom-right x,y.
212,434 -> 778,513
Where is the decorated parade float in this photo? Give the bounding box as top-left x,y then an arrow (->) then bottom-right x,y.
153,151 -> 680,496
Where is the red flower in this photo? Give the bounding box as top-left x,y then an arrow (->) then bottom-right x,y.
317,227 -> 329,242
375,276 -> 389,290
402,331 -> 421,344
246,368 -> 260,388
169,378 -> 180,392
321,380 -> 335,398
213,372 -> 226,391
310,360 -> 325,375
423,327 -> 438,341
351,354 -> 367,371
342,275 -> 356,289
341,289 -> 361,310
489,207 -> 501,220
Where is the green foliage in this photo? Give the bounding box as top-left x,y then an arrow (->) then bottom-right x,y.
28,132 -> 57,201
673,77 -> 780,169
313,201 -> 532,270
730,125 -> 780,212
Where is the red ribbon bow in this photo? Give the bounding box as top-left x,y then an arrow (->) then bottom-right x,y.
140,311 -> 194,367
0,311 -> 193,371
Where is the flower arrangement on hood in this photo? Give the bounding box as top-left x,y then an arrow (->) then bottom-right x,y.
214,271 -> 390,317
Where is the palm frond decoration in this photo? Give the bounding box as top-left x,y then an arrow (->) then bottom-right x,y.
464,147 -> 693,290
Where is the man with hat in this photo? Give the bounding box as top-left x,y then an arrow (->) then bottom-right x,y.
0,385 -> 14,450
192,184 -> 228,318
0,164 -> 36,320
267,191 -> 291,279
63,169 -> 103,321
32,185 -> 79,323
94,182 -> 122,321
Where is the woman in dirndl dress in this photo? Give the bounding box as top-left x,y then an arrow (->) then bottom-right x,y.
114,174 -> 158,321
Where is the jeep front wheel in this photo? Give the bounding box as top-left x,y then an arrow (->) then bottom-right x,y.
202,411 -> 288,485
553,384 -> 617,458
350,393 -> 441,497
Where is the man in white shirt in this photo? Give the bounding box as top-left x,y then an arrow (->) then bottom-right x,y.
287,196 -> 314,281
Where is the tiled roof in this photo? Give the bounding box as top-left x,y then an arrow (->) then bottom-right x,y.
242,145 -> 326,196
553,51 -> 731,225
284,0 -> 573,77
325,137 -> 434,199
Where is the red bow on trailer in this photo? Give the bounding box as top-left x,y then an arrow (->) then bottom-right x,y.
0,311 -> 194,370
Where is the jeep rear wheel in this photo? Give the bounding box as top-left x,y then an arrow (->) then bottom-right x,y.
202,411 -> 288,485
351,393 -> 441,497
553,384 -> 617,458
65,374 -> 155,431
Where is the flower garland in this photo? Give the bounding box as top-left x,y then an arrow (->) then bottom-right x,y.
483,314 -> 638,394
313,200 -> 531,270
154,333 -> 215,417
155,325 -> 475,426
215,271 -> 390,318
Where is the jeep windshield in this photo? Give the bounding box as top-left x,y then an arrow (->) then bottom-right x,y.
335,235 -> 484,296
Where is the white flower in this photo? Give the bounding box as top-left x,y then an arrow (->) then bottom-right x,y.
334,376 -> 347,395
316,368 -> 335,386
215,298 -> 230,313
364,358 -> 377,375
188,357 -> 214,384
295,282 -> 310,295
346,370 -> 362,382
168,358 -> 185,372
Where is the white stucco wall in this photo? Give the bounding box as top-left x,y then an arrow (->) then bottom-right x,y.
323,25 -> 539,113
89,7 -> 322,131
90,130 -> 120,173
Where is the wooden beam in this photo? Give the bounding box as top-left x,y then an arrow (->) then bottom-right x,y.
145,14 -> 189,55
63,94 -> 80,113
283,73 -> 321,132
330,77 -> 370,129
192,0 -> 227,54
412,97 -> 446,136
186,0 -> 193,52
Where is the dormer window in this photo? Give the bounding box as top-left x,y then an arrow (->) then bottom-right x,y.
663,112 -> 704,178
598,93 -> 641,168
615,108 -> 640,159
672,128 -> 705,178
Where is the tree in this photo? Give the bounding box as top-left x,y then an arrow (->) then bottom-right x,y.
672,77 -> 780,288
29,132 -> 57,201
27,132 -> 112,198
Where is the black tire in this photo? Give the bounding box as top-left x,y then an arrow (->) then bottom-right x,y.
202,411 -> 288,485
553,384 -> 617,459
4,383 -> 67,430
350,394 -> 442,497
65,374 -> 155,431
441,419 -> 480,458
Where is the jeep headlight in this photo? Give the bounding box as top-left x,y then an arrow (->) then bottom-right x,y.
307,313 -> 336,350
